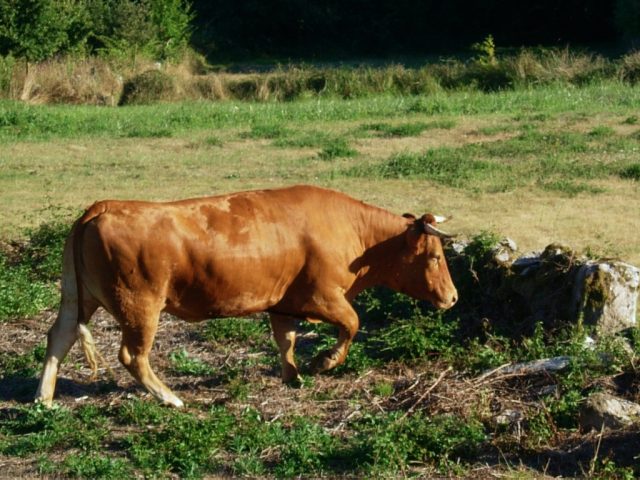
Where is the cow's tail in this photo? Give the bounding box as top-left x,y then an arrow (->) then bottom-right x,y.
71,202 -> 115,381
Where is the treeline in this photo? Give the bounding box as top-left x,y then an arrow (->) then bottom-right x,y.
1,0 -> 640,63
0,0 -> 193,62
191,0 -> 632,58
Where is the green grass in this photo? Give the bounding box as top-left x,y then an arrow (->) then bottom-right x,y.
1,81 -> 640,142
0,219 -> 67,321
201,317 -> 270,346
358,119 -> 456,137
343,124 -> 640,192
1,79 -> 640,479
317,137 -> 358,160
168,348 -> 215,376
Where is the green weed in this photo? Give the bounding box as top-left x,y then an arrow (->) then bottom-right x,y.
272,129 -> 332,148
61,453 -> 132,479
0,404 -> 107,457
201,317 -> 270,347
539,179 -> 605,197
371,311 -> 461,361
168,348 -> 214,376
0,343 -> 45,378
318,138 -> 358,160
125,406 -> 234,478
588,125 -> 616,137
346,148 -> 496,187
242,123 -> 291,139
0,255 -> 58,320
358,119 -> 455,138
202,135 -> 223,146
620,163 -> 640,180
0,219 -> 69,320
351,412 -> 486,474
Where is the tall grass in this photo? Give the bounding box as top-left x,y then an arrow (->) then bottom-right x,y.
1,49 -> 640,105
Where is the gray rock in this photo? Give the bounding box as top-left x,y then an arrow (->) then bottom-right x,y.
580,392 -> 640,431
491,238 -> 518,265
572,261 -> 640,334
500,356 -> 571,375
494,409 -> 523,426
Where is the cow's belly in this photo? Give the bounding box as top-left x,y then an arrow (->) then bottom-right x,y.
164,266 -> 293,321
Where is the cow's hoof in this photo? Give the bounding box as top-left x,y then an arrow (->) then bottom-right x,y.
283,374 -> 304,388
309,350 -> 334,374
34,397 -> 54,409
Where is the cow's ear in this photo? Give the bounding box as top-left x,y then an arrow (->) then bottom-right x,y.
402,213 -> 416,220
405,219 -> 426,255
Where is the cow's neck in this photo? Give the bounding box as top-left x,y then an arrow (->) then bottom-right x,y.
349,210 -> 409,296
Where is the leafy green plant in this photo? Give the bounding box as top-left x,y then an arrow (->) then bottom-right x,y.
0,343 -> 45,378
0,255 -> 58,321
201,317 -> 270,346
168,348 -> 214,376
21,219 -> 69,282
124,405 -> 234,477
371,311 -> 461,361
61,453 -> 132,480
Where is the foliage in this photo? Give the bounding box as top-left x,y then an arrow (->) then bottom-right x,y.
201,317 -> 270,347
168,348 -> 214,376
0,254 -> 58,320
0,0 -> 91,62
0,0 -> 193,62
0,343 -> 45,378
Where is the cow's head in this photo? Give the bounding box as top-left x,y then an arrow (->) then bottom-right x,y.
399,213 -> 458,309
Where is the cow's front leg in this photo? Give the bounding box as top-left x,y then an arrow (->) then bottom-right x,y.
269,313 -> 302,385
309,302 -> 359,374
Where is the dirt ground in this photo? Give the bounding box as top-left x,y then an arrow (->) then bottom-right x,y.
1,308 -> 638,478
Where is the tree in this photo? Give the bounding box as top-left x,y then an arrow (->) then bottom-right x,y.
0,0 -> 91,62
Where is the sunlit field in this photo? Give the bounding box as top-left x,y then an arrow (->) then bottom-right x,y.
1,81 -> 639,478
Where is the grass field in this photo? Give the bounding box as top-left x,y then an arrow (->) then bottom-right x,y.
1,80 -> 639,478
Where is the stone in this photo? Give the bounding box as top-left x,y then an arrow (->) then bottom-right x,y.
500,356 -> 571,375
572,261 -> 640,334
491,238 -> 518,265
580,392 -> 640,431
494,409 -> 523,426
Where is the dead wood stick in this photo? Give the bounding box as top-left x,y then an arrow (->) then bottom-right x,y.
400,366 -> 452,420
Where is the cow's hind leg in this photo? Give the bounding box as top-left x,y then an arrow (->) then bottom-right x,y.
117,307 -> 184,408
35,294 -> 98,406
269,314 -> 302,385
309,300 -> 360,374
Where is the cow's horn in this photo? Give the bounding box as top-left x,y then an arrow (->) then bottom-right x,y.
423,223 -> 455,239
433,215 -> 450,224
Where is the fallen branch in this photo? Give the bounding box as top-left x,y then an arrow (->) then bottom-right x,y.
400,366 -> 452,420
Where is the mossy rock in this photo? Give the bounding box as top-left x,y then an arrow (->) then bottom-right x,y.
119,69 -> 178,105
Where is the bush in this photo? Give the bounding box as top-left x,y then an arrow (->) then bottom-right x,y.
119,69 -> 178,105
618,50 -> 640,84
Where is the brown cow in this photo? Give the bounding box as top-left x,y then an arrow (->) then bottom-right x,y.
35,185 -> 457,408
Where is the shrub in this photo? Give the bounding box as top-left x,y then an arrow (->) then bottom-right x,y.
618,50 -> 640,84
119,69 -> 178,105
